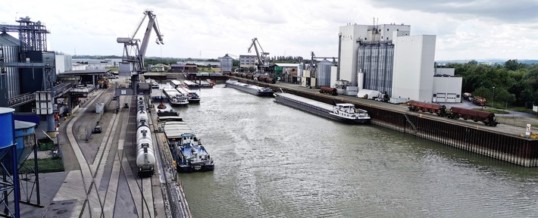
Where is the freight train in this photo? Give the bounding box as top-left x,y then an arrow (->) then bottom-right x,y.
136,95 -> 156,176
407,100 -> 498,127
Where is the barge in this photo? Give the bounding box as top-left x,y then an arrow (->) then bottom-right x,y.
163,121 -> 214,172
183,80 -> 214,89
176,86 -> 201,104
225,79 -> 274,97
162,88 -> 189,106
274,92 -> 370,124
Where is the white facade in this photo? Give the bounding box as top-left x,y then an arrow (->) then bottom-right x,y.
338,23 -> 410,86
239,55 -> 257,68
330,66 -> 338,87
392,35 -> 436,102
219,54 -> 233,72
432,77 -> 462,103
55,54 -> 73,74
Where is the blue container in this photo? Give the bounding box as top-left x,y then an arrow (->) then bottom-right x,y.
0,108 -> 15,148
13,120 -> 37,167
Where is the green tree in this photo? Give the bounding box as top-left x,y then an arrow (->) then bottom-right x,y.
504,59 -> 521,71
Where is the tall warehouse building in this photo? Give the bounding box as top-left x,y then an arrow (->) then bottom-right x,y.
338,23 -> 410,92
392,35 -> 436,102
0,33 -> 21,106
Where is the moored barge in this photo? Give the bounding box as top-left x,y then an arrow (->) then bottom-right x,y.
225,79 -> 274,97
163,121 -> 214,172
274,92 -> 370,124
162,88 -> 189,106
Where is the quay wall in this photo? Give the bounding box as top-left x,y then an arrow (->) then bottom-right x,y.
232,77 -> 538,167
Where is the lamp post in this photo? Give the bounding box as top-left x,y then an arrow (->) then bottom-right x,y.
492,86 -> 496,107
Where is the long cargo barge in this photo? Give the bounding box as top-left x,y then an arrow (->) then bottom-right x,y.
274,92 -> 370,124
225,79 -> 273,97
230,76 -> 538,167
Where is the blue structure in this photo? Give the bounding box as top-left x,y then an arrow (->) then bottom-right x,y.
0,107 -> 20,218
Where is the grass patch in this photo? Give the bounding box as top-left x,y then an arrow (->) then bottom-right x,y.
20,158 -> 65,173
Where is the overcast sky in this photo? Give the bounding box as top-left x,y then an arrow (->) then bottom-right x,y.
2,0 -> 538,60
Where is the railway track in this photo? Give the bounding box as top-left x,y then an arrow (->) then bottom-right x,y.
64,88 -> 159,217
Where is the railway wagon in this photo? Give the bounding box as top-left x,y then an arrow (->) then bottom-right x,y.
407,100 -> 447,116
319,86 -> 337,96
448,107 -> 498,126
256,75 -> 275,84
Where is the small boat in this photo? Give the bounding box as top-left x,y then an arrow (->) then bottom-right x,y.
274,92 -> 370,124
225,79 -> 273,97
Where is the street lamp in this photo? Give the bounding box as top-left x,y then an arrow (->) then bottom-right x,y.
492,86 -> 496,107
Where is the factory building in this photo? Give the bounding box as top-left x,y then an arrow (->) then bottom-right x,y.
239,55 -> 257,68
55,54 -> 73,74
392,35 -> 436,102
337,22 -> 461,103
432,67 -> 462,103
0,33 -> 21,105
219,54 -> 233,73
338,23 -> 410,88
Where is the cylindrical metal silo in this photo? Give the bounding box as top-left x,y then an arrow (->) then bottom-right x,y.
13,120 -> 36,168
0,108 -> 15,150
316,60 -> 332,87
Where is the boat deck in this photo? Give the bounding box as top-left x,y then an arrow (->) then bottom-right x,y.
163,122 -> 192,139
277,93 -> 333,111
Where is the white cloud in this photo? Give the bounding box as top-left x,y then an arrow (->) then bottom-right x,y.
2,0 -> 537,60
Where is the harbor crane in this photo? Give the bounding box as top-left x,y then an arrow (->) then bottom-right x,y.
248,38 -> 269,72
117,10 -> 164,75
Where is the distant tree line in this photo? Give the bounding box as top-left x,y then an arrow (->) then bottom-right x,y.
268,56 -> 304,63
448,59 -> 538,108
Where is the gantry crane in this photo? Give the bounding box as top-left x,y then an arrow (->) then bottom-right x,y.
248,38 -> 269,72
117,10 -> 164,75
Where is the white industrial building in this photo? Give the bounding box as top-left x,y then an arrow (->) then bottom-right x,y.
55,54 -> 73,74
337,22 -> 462,103
219,54 -> 233,73
338,23 -> 410,88
239,55 -> 257,68
432,68 -> 462,103
392,35 -> 436,102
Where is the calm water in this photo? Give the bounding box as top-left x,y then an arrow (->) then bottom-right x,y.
175,85 -> 538,218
